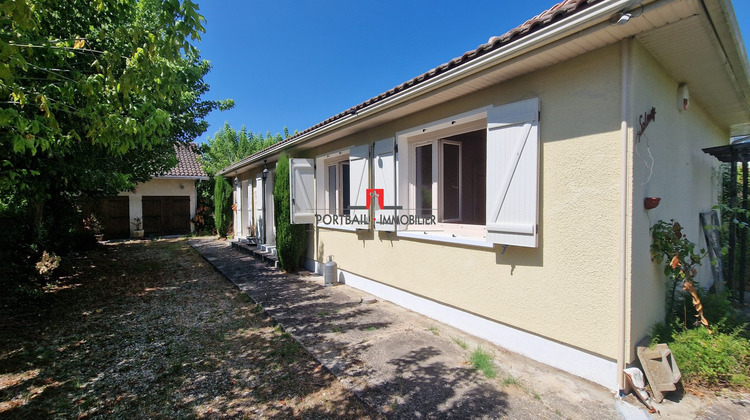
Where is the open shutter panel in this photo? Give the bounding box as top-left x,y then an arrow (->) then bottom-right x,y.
485,98 -> 540,247
315,157 -> 325,224
373,138 -> 396,231
290,158 -> 315,224
349,144 -> 370,229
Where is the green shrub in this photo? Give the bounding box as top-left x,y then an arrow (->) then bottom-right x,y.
213,176 -> 233,237
670,327 -> 750,388
273,153 -> 307,272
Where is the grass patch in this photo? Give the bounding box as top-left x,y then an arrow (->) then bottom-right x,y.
469,346 -> 497,378
451,337 -> 468,350
502,375 -> 520,386
427,326 -> 439,336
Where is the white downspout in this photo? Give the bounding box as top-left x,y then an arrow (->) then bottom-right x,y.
617,37 -> 633,391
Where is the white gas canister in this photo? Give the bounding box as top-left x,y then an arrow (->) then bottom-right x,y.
324,255 -> 337,286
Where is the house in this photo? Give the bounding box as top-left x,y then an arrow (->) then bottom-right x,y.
85,145 -> 208,239
219,0 -> 750,390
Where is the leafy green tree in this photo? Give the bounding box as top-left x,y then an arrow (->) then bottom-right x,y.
1,0 -> 231,212
199,123 -> 290,234
199,123 -> 256,176
273,152 -> 306,271
213,175 -> 232,237
0,0 -> 230,283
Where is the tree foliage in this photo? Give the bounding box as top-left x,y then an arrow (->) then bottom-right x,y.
198,123 -> 289,235
273,152 -> 306,272
213,175 -> 231,238
0,0 -> 230,285
1,0 -> 231,200
199,122 -> 287,176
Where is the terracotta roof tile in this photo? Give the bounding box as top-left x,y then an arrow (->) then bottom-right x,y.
231,0 -> 602,168
162,144 -> 207,178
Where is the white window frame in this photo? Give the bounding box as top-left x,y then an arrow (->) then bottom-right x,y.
325,158 -> 350,216
398,107 -> 491,242
316,148 -> 356,232
439,139 -> 462,223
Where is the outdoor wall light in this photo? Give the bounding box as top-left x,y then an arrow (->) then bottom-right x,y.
677,83 -> 690,112
611,4 -> 643,25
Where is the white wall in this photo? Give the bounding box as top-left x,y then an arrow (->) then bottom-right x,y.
119,178 -> 199,235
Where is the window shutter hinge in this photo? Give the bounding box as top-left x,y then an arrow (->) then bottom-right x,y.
394,143 -> 399,153
538,111 -> 541,122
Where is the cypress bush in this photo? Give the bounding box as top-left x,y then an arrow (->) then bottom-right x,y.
273,153 -> 307,271
213,176 -> 233,237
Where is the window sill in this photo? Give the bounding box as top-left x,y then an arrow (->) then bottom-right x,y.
396,231 -> 495,249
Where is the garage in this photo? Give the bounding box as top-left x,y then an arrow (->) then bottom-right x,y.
142,196 -> 191,236
79,196 -> 131,240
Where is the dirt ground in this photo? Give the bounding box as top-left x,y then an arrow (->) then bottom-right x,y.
0,239 -> 374,418
3,238 -> 748,419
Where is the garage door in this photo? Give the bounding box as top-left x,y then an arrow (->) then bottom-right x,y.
142,196 -> 191,236
79,196 -> 131,240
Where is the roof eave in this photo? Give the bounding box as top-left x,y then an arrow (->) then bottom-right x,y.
156,175 -> 209,181
704,0 -> 750,136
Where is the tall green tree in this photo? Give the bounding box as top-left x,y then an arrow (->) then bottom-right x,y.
199,123 -> 289,176
273,152 -> 306,271
199,123 -> 289,236
1,0 -> 231,212
213,175 -> 232,237
0,0 -> 230,283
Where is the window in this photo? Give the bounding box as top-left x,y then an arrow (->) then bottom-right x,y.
290,99 -> 540,246
325,158 -> 350,215
409,129 -> 487,227
396,98 -> 540,247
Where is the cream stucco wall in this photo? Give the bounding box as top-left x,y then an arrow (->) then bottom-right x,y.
303,44 -> 625,361
118,178 -> 199,235
628,41 -> 727,354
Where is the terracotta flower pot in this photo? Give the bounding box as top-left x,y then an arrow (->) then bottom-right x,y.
644,197 -> 661,210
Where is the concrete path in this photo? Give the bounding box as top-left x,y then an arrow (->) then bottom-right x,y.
189,238 -> 628,419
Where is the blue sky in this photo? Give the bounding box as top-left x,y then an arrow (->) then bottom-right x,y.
195,0 -> 750,143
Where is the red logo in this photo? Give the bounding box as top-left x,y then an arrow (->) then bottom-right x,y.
365,188 -> 385,210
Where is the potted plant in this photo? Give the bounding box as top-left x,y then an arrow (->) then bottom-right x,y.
132,217 -> 144,239
84,213 -> 104,241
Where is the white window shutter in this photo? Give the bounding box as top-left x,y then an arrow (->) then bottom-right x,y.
486,98 -> 540,247
373,138 -> 396,231
290,158 -> 315,224
315,157 -> 325,221
349,144 -> 370,229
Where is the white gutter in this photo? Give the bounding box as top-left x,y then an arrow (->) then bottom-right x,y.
617,37 -> 632,391
220,0 -> 638,175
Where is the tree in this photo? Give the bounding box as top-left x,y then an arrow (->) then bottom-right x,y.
0,0 -> 230,282
2,0 -> 230,197
273,152 -> 306,271
198,123 -> 288,235
213,175 -> 232,238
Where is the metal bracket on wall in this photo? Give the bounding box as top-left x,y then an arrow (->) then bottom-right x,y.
636,107 -> 656,143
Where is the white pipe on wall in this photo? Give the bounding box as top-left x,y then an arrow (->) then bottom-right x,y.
617,37 -> 633,391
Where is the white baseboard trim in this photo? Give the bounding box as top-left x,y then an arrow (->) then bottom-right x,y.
305,258 -> 617,390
